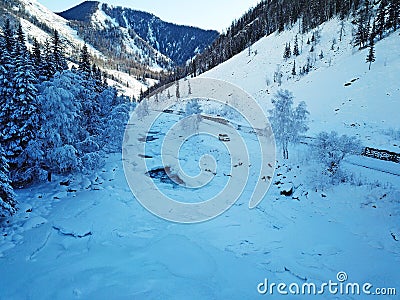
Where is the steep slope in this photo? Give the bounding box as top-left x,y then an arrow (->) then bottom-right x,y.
202,18 -> 400,152
58,1 -> 219,65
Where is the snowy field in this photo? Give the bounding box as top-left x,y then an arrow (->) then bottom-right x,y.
0,18 -> 399,299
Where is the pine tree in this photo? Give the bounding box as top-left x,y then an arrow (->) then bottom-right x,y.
375,0 -> 388,39
92,64 -> 103,93
2,19 -> 14,53
31,38 -> 41,78
278,4 -> 285,32
3,24 -> 38,166
354,0 -> 372,49
283,43 -> 291,59
79,44 -> 91,78
52,30 -> 67,72
0,144 -> 16,216
0,22 -> 14,138
354,18 -> 366,48
292,60 -> 296,75
386,0 -> 400,31
366,27 -> 376,70
40,39 -> 55,81
293,35 -> 300,56
139,88 -> 144,100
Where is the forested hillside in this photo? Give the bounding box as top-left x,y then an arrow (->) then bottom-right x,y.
59,1 -> 219,66
188,0 -> 399,76
0,20 -> 131,215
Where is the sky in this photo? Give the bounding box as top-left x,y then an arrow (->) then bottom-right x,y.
36,0 -> 261,32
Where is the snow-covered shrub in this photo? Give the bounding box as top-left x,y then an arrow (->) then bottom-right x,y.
13,140 -> 47,185
220,103 -> 239,120
81,152 -> 105,171
101,103 -> 130,153
48,145 -> 80,174
184,98 -> 202,116
77,137 -> 100,154
311,131 -> 363,185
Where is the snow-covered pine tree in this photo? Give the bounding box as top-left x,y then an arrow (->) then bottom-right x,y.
76,48 -> 102,136
79,44 -> 91,78
79,77 -> 101,136
31,38 -> 41,79
386,0 -> 399,31
354,0 -> 372,49
293,35 -> 300,56
39,39 -> 56,81
98,87 -> 130,153
51,29 -> 68,72
283,43 -> 291,59
92,65 -> 104,93
0,144 -> 16,216
2,24 -> 38,168
292,60 -> 296,75
375,0 -> 388,39
2,19 -> 14,53
0,20 -> 15,140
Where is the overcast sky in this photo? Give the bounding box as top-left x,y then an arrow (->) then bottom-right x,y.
36,0 -> 261,32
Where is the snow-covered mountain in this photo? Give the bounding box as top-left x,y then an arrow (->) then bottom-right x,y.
0,0 -> 218,98
58,1 -> 219,66
201,18 -> 400,153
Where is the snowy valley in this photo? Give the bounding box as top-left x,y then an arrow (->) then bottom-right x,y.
0,0 -> 400,299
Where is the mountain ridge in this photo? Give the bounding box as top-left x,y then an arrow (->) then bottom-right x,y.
58,1 -> 219,65
0,0 -> 219,98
